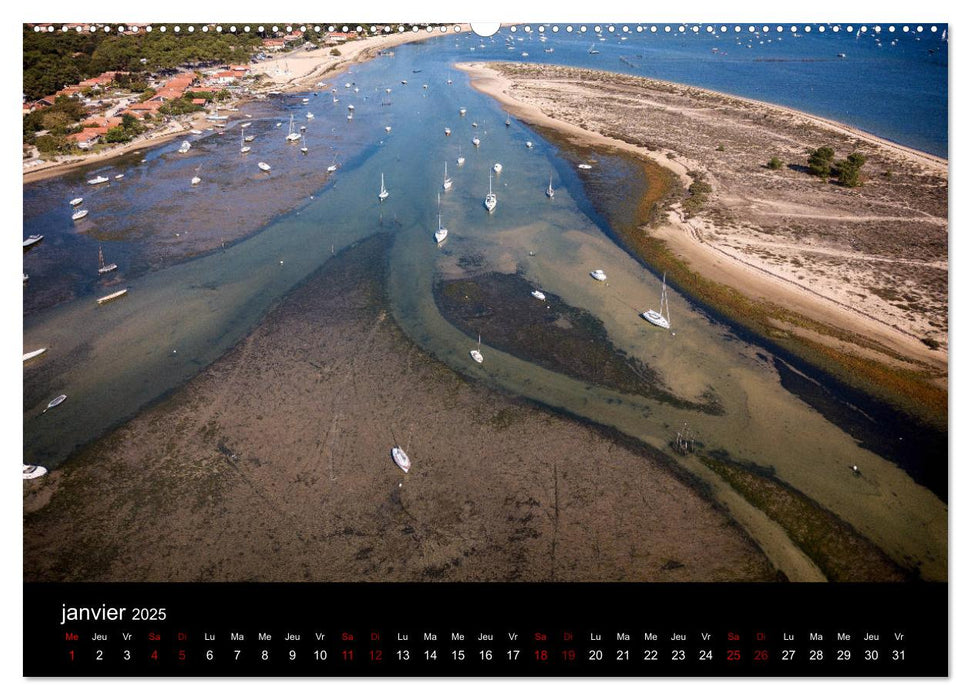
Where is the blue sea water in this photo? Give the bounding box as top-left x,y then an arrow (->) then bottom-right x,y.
426,23 -> 948,157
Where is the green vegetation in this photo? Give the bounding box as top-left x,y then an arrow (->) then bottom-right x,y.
767,156 -> 784,170
330,47 -> 342,56
23,25 -> 263,100
158,97 -> 205,116
700,451 -> 908,581
103,113 -> 146,144
835,152 -> 867,187
806,146 -> 835,177
22,95 -> 88,144
682,172 -> 711,218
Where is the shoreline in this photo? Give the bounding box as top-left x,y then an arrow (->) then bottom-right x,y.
458,61 -> 947,424
22,28 -> 457,185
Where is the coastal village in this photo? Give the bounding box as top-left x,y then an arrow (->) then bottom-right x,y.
22,24 -> 363,176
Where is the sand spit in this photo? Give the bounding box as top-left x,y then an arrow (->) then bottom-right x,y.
23,236 -> 775,583
458,62 -> 948,379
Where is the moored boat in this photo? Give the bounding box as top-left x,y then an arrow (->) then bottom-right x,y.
23,234 -> 44,248
391,446 -> 411,473
23,348 -> 47,362
97,288 -> 128,305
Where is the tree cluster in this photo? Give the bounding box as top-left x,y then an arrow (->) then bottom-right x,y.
806,146 -> 867,187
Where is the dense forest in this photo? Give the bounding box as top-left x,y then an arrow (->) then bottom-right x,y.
23,25 -> 267,100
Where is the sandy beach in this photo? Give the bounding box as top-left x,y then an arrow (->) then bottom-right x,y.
459,61 -> 947,426
23,235 -> 775,583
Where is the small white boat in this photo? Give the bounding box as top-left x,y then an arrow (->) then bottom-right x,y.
97,288 -> 128,305
87,175 -> 109,185
470,334 -> 483,364
300,125 -> 307,131
484,174 -> 496,212
434,194 -> 448,244
190,128 -> 203,134
178,141 -> 191,153
457,150 -> 465,166
258,162 -> 272,172
98,245 -> 117,274
505,113 -> 511,126
348,104 -> 355,111
240,122 -> 252,128
443,162 -> 452,191
493,163 -> 502,174
244,134 -> 255,142
444,127 -> 451,136
114,174 -> 124,180
191,175 -> 201,186
641,272 -> 672,330
43,394 -> 67,413
472,122 -> 478,128
23,464 -> 47,480
378,173 -> 389,201
459,107 -> 466,116
347,114 -> 353,121
276,122 -> 282,127
578,163 -> 593,170
391,446 -> 411,473
302,97 -> 310,104
286,115 -> 301,142
590,269 -> 607,282
70,197 -> 84,207
306,112 -> 314,120
531,290 -> 547,301
72,209 -> 88,221
23,273 -> 28,283
525,141 -> 533,149
546,173 -> 555,198
23,348 -> 47,362
385,125 -> 392,132
23,234 -> 44,248
423,84 -> 428,89
472,137 -> 480,147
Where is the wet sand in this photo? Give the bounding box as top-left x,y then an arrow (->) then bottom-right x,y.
23,235 -> 775,583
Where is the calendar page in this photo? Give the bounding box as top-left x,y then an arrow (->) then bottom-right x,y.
21,6 -> 949,680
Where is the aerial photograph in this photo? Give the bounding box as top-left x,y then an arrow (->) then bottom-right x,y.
22,21 -> 947,585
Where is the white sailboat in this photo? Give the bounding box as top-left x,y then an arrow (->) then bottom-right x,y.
258,162 -> 272,172
87,175 -> 109,185
484,174 -> 497,212
23,464 -> 47,480
459,107 -> 467,116
327,152 -> 339,172
97,288 -> 128,305
493,162 -> 502,174
442,162 -> 452,191
70,197 -> 83,207
98,245 -> 118,274
472,136 -> 480,147
546,172 -> 555,198
23,234 -> 43,248
641,271 -> 672,330
590,269 -> 607,282
505,112 -> 511,127
286,114 -> 301,142
531,290 -> 547,301
378,173 -> 389,201
470,334 -> 483,364
240,127 -> 251,154
391,446 -> 411,473
23,348 -> 47,362
42,394 -> 67,413
444,127 -> 451,136
72,209 -> 88,221
178,141 -> 191,153
300,132 -> 308,154
457,147 -> 465,166
191,165 -> 201,186
434,194 -> 448,244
